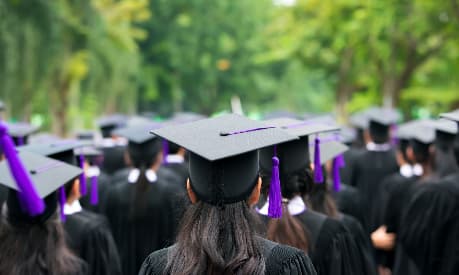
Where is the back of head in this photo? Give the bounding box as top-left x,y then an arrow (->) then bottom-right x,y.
434,131 -> 459,178
369,121 -> 389,144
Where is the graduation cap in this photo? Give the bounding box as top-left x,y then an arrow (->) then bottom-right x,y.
96,114 -> 128,138
0,150 -> 82,224
151,114 -> 297,217
113,122 -> 163,168
440,109 -> 459,122
5,122 -> 40,146
259,118 -> 339,183
427,119 -> 458,151
309,135 -> 348,192
76,130 -> 97,141
19,140 -> 90,202
74,146 -> 103,205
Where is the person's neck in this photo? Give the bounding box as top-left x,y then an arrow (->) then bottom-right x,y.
420,162 -> 432,179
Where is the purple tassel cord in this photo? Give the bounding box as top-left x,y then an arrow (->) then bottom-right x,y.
314,136 -> 324,183
162,140 -> 169,165
268,147 -> 282,218
79,154 -> 87,196
332,154 -> 345,192
59,186 -> 67,222
0,123 -> 44,216
90,176 -> 98,205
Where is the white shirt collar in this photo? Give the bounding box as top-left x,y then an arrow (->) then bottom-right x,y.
86,166 -> 100,178
64,200 -> 83,215
413,164 -> 423,176
257,195 -> 306,216
400,164 -> 414,178
100,138 -> 127,148
165,154 -> 185,164
366,142 -> 392,152
128,169 -> 158,183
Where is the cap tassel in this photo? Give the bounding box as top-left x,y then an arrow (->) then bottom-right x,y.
162,139 -> 169,165
0,123 -> 44,216
314,136 -> 324,183
268,146 -> 282,218
79,154 -> 87,196
59,186 -> 67,222
17,136 -> 24,146
90,175 -> 98,205
332,154 -> 345,192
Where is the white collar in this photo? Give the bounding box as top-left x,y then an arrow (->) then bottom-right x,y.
366,142 -> 392,152
400,164 -> 414,178
64,200 -> 83,215
86,166 -> 100,178
413,164 -> 423,176
101,138 -> 127,148
128,169 -> 157,183
257,195 -> 306,216
165,154 -> 185,164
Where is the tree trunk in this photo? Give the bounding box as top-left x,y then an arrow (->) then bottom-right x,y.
51,77 -> 70,137
335,48 -> 354,122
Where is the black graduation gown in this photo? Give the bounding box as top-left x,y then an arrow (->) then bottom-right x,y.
79,171 -> 112,214
292,210 -> 369,275
331,184 -> 364,226
399,181 -> 459,275
340,148 -> 363,187
138,237 -> 317,275
0,185 -> 7,210
161,162 -> 188,191
338,213 -> 377,275
349,149 -> 399,233
103,177 -> 180,275
100,145 -> 127,175
64,209 -> 122,275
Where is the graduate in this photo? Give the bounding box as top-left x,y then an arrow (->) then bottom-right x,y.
349,107 -> 400,234
307,137 -> 377,275
103,123 -> 183,275
257,117 -> 368,275
430,119 -> 459,178
441,110 -> 459,184
0,123 -> 86,275
140,114 -> 316,275
96,114 -> 128,176
19,140 -> 122,275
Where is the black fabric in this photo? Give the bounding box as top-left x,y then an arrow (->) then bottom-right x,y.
161,162 -> 189,191
339,148 -> 364,187
349,149 -> 399,233
64,210 -> 122,275
293,210 -> 370,275
332,183 -> 365,227
103,178 -> 180,275
338,214 -> 377,275
138,238 -> 317,275
100,146 -> 127,175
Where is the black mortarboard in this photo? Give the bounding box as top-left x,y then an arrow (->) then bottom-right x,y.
6,122 -> 40,146
340,126 -> 357,145
96,114 -> 128,138
309,139 -> 349,165
440,109 -> 459,122
428,119 -> 458,150
19,140 -> 89,165
151,114 -> 297,206
76,130 -> 97,141
113,122 -> 163,167
0,151 -> 82,224
366,107 -> 400,126
259,118 -> 339,175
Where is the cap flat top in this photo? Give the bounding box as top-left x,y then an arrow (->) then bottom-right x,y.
96,114 -> 128,128
439,110 -> 459,123
113,122 -> 162,144
18,140 -> 90,157
409,121 -> 436,144
366,107 -> 400,125
151,114 -> 298,161
6,122 -> 39,137
0,151 -> 82,198
309,141 -> 349,165
263,117 -> 340,138
428,119 -> 458,135
74,146 -> 102,157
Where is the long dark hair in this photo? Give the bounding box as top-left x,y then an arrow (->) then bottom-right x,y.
307,165 -> 339,218
165,201 -> 265,275
261,168 -> 312,253
127,140 -> 162,220
0,210 -> 84,275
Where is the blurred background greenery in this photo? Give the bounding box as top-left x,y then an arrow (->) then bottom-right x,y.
1,0 -> 459,135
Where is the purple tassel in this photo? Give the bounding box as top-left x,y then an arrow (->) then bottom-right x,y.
90,176 -> 98,205
0,123 -> 44,216
390,124 -> 399,146
17,136 -> 24,146
314,136 -> 324,183
78,154 -> 87,196
59,186 -> 66,222
268,146 -> 282,218
162,140 -> 169,164
332,154 -> 345,192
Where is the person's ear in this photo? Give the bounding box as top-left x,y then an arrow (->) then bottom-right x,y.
186,178 -> 198,204
407,147 -> 415,163
247,177 -> 262,206
70,178 -> 81,201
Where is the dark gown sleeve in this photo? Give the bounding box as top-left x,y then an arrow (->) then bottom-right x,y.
263,244 -> 316,275
312,219 -> 368,275
138,248 -> 169,275
80,215 -> 123,275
